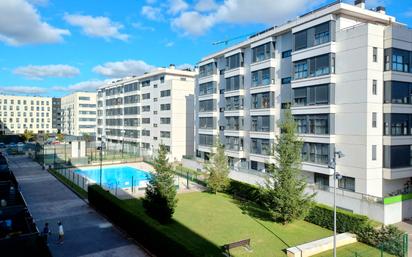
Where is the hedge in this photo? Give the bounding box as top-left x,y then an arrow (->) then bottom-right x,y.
225,179 -> 261,203
88,185 -> 199,257
304,204 -> 369,234
305,204 -> 405,257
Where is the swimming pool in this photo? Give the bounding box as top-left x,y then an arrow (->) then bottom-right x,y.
74,165 -> 151,189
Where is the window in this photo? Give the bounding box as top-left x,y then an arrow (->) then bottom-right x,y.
225,96 -> 244,111
293,54 -> 334,80
251,138 -> 271,155
199,62 -> 216,77
282,50 -> 292,58
160,90 -> 171,97
160,117 -> 171,124
372,80 -> 377,95
302,143 -> 330,165
385,48 -> 411,73
225,75 -> 243,91
252,42 -> 274,62
142,105 -> 150,112
199,82 -> 216,96
160,103 -> 171,111
293,84 -> 330,106
373,47 -> 378,62
384,114 -> 412,136
294,30 -> 307,51
315,173 -> 329,187
251,68 -> 272,87
313,22 -> 330,46
160,131 -> 171,138
372,145 -> 377,161
281,77 -> 292,84
142,130 -> 150,136
384,145 -> 412,168
338,176 -> 355,192
251,116 -> 271,132
199,117 -> 215,129
372,112 -> 377,128
226,53 -> 243,70
198,100 -> 215,112
225,136 -> 244,151
199,134 -> 214,146
225,116 -> 244,130
142,93 -> 150,100
79,96 -> 90,101
295,114 -> 329,135
142,80 -> 150,87
251,92 -> 274,109
142,118 -> 150,124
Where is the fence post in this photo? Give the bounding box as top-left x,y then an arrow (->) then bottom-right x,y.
380,244 -> 383,257
404,233 -> 409,257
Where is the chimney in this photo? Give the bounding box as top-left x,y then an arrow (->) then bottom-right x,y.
376,6 -> 386,14
355,0 -> 365,9
169,64 -> 175,70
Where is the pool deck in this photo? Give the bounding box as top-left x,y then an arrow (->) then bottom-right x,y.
8,155 -> 150,257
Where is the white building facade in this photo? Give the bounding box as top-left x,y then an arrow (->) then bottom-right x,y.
61,92 -> 97,137
194,0 -> 412,224
97,67 -> 196,161
0,95 -> 53,135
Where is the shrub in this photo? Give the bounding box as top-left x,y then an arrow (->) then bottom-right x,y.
358,225 -> 405,257
225,180 -> 261,203
304,204 -> 369,234
88,185 -> 197,257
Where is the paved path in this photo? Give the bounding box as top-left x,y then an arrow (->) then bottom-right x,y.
9,155 -> 149,257
395,221 -> 412,257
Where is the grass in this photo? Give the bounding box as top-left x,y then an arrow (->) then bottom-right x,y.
124,192 -> 333,256
48,169 -> 88,199
312,242 -> 396,257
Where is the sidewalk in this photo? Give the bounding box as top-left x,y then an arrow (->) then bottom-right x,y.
8,155 -> 149,257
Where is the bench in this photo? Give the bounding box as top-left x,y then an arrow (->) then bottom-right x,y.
222,239 -> 252,256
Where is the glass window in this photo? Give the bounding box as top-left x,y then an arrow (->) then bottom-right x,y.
251,116 -> 271,132
338,176 -> 355,192
302,142 -> 329,165
373,47 -> 378,62
372,80 -> 377,95
281,77 -> 292,84
282,50 -> 292,58
199,82 -> 216,96
372,112 -> 377,128
198,100 -> 215,112
372,145 -> 377,161
226,53 -> 243,70
199,62 -> 216,77
251,92 -> 274,109
314,22 -> 330,46
294,30 -> 307,51
252,42 -> 274,62
294,61 -> 308,79
225,76 -> 243,91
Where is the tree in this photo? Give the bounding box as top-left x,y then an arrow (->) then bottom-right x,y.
22,130 -> 34,142
143,144 -> 177,223
204,140 -> 230,193
260,109 -> 314,224
56,133 -> 64,142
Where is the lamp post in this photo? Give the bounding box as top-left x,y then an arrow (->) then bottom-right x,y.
99,136 -> 105,187
121,129 -> 125,160
328,150 -> 344,257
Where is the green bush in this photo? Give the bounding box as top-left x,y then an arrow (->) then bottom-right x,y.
88,185 -> 197,257
305,204 -> 405,257
304,204 -> 369,234
225,179 -> 261,203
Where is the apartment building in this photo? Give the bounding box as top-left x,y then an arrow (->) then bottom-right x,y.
97,66 -> 196,161
0,95 -> 53,135
194,0 -> 412,224
52,97 -> 62,133
61,92 -> 97,137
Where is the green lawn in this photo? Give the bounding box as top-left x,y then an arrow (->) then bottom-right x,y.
125,192 -> 334,256
312,242 -> 395,257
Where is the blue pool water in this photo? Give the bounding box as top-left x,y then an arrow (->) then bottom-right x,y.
74,165 -> 151,188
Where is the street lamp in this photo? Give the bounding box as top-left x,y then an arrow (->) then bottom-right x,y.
328,150 -> 344,257
99,136 -> 105,187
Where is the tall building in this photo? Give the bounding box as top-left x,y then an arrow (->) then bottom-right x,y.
0,95 -> 53,135
61,92 -> 97,137
97,66 -> 196,161
52,97 -> 62,133
194,0 -> 412,224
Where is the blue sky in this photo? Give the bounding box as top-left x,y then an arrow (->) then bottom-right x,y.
0,0 -> 411,97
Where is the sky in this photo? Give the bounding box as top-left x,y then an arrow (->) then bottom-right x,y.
0,0 -> 411,97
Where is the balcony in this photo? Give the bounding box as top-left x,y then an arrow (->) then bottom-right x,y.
383,167 -> 412,180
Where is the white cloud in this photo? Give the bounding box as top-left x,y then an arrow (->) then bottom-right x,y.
141,6 -> 164,21
195,0 -> 219,12
165,41 -> 175,47
0,0 -> 70,46
146,0 -> 157,3
52,79 -> 110,92
168,0 -> 189,14
13,64 -> 80,80
177,63 -> 194,70
93,60 -> 156,78
132,22 -> 155,31
172,11 -> 215,36
28,0 -> 49,6
64,14 -> 129,41
0,86 -> 48,95
173,0 -> 326,36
